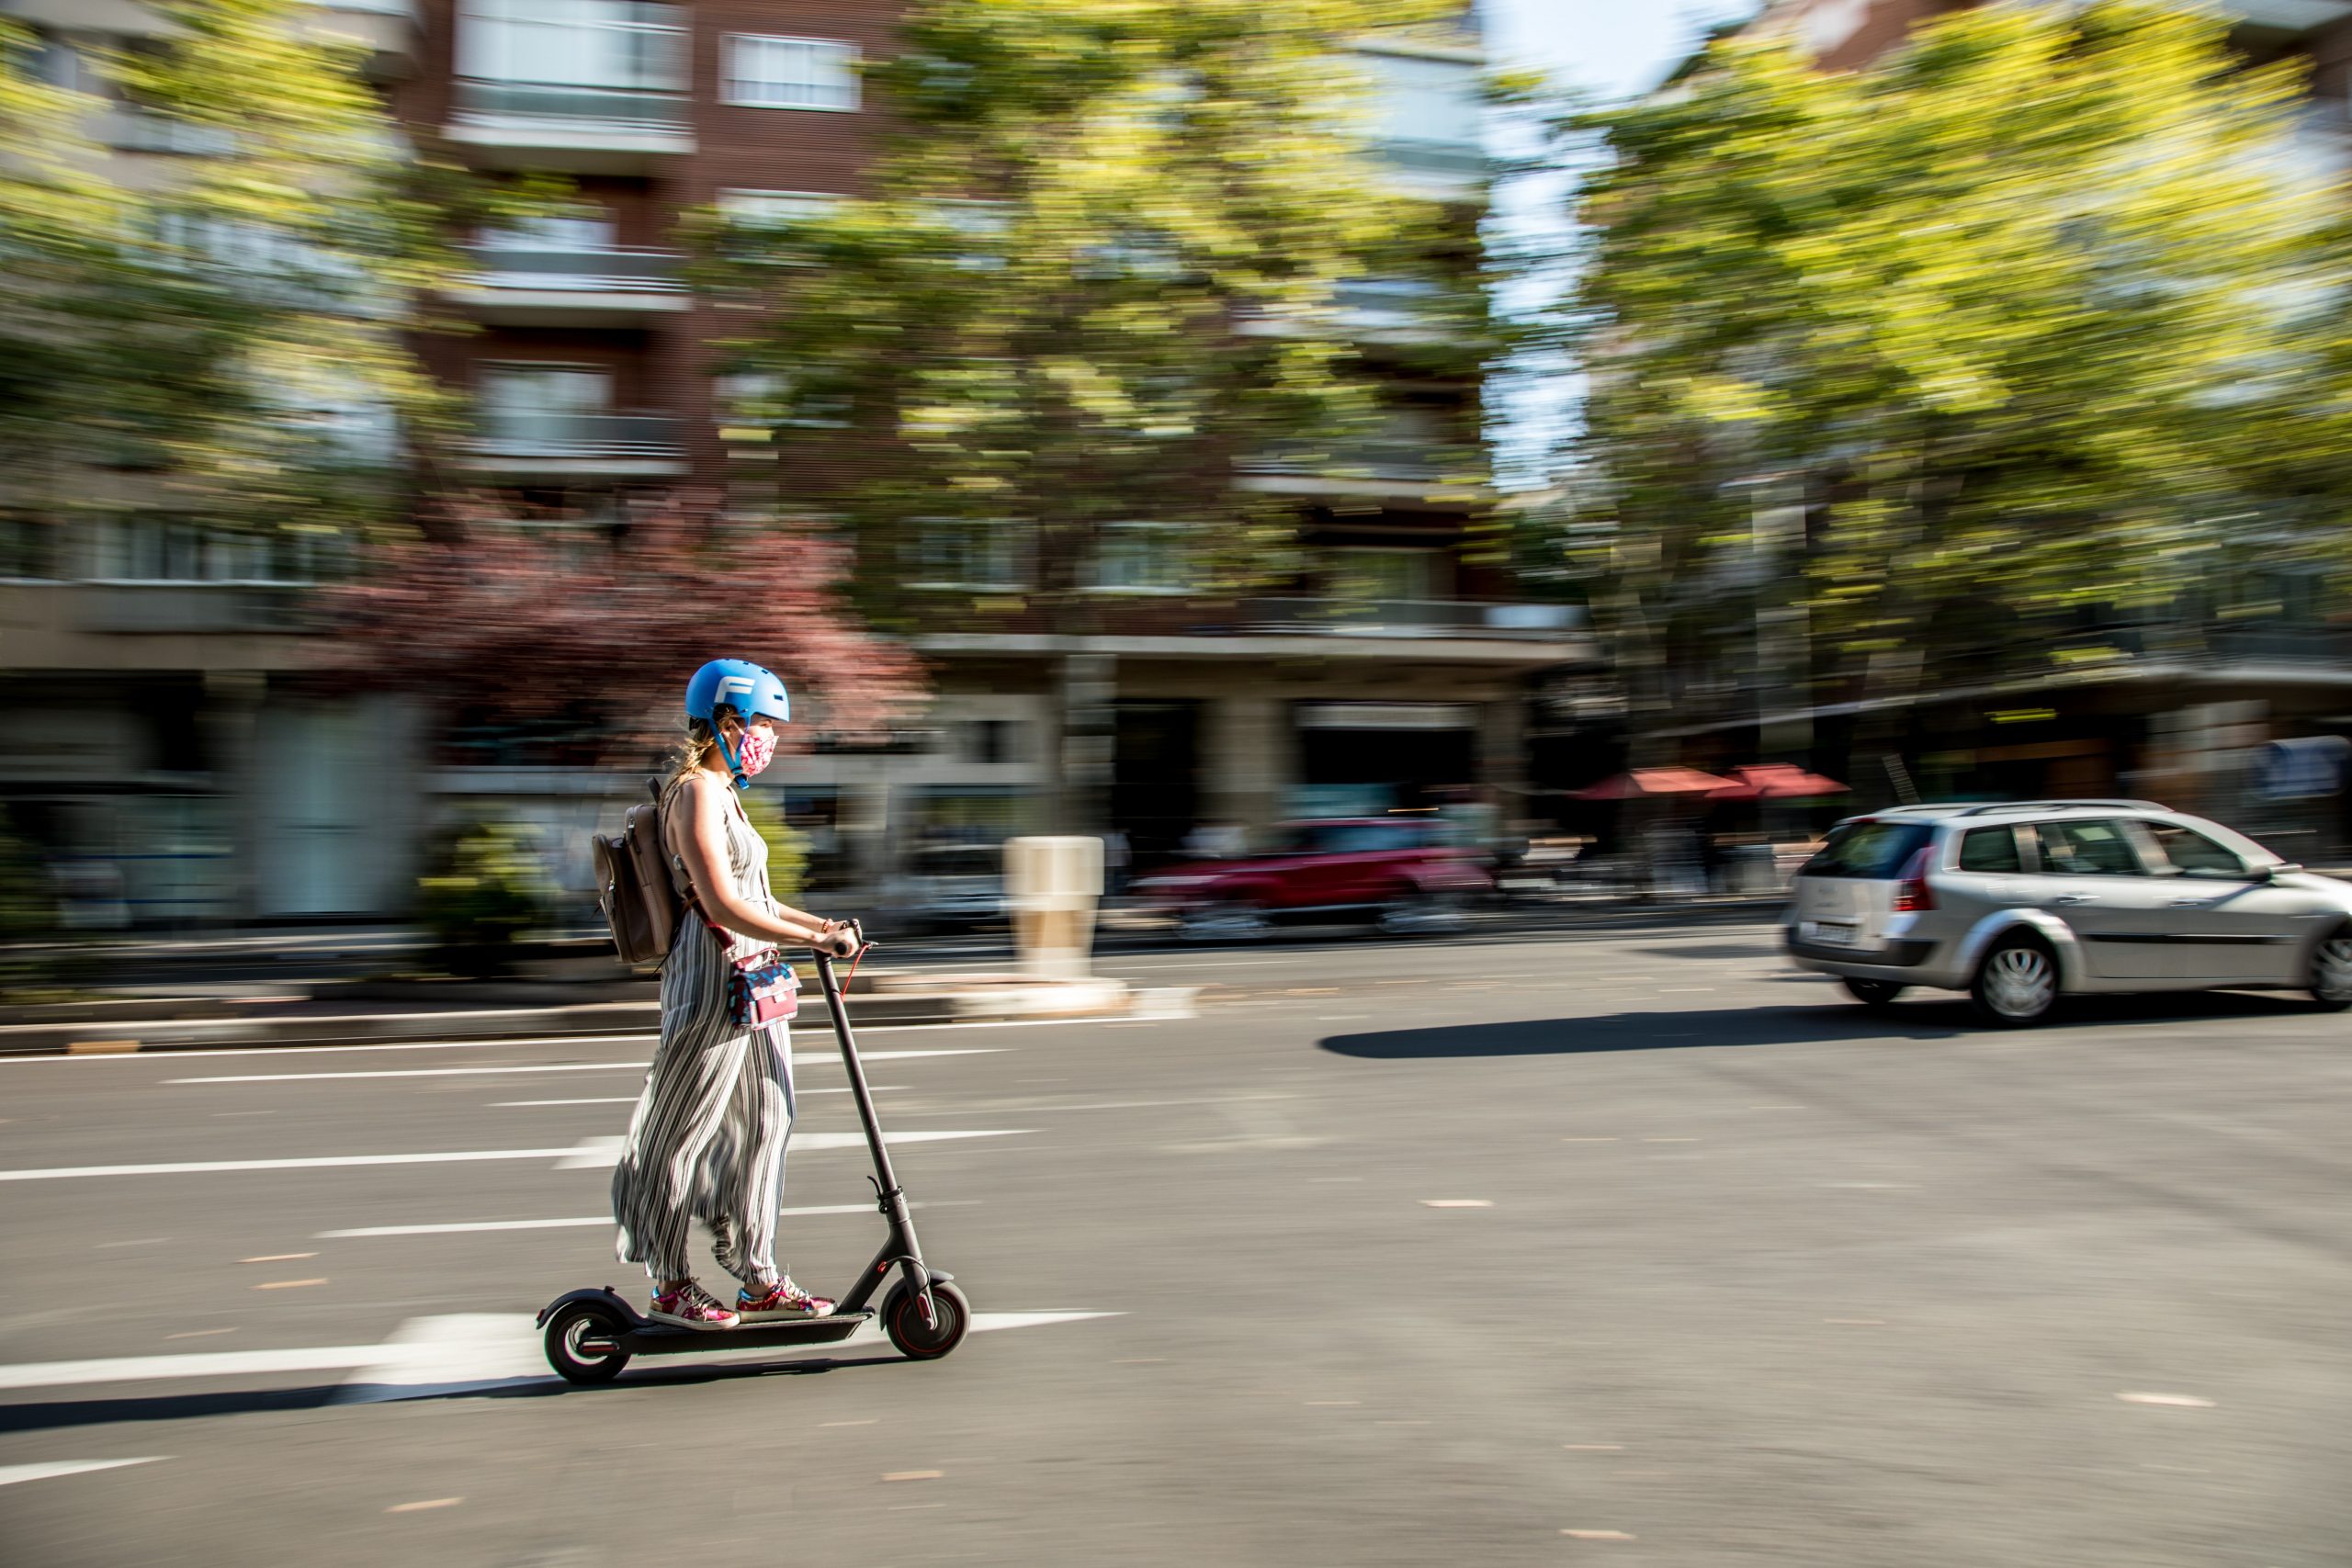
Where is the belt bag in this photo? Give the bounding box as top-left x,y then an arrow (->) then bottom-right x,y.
728,951 -> 799,1028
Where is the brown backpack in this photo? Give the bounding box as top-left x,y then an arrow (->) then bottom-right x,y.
593,778 -> 684,967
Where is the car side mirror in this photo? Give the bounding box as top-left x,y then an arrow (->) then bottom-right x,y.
2259,863 -> 2302,881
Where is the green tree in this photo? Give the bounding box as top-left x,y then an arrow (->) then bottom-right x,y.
700,0 -> 1481,819
1549,2 -> 2352,749
0,0 -> 534,564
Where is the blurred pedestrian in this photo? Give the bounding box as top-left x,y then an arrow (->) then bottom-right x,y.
1102,828 -> 1130,897
609,659 -> 858,1331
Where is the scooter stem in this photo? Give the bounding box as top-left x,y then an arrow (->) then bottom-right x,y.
814,944 -> 937,1326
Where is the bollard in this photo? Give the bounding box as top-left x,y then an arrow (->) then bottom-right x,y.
1003,836 -> 1104,981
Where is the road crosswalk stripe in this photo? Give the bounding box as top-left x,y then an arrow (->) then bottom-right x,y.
166,1049 -> 1001,1085
0,1312 -> 1122,1396
0,1129 -> 1033,1183
0,1458 -> 167,1486
316,1200 -> 972,1238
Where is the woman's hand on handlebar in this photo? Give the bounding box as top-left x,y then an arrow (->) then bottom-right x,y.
812,919 -> 861,958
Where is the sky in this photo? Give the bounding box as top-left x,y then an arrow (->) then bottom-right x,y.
1480,0 -> 1761,104
1473,0 -> 1764,484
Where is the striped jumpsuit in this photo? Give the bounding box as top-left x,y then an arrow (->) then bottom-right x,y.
610,779 -> 797,1289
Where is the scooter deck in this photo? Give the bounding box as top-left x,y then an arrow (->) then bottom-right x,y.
621,1309 -> 874,1357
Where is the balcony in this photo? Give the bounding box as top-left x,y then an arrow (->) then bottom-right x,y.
447,80 -> 694,172
2227,1 -> 2352,34
1235,439 -> 1490,502
1240,598 -> 1581,640
449,242 -> 687,325
93,107 -> 237,156
1358,43 -> 1487,200
1237,277 -> 1483,348
458,411 -> 688,479
310,0 -> 422,77
908,596 -> 1589,668
446,0 -> 692,172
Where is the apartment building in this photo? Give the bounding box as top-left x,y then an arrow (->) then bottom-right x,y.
400,0 -> 1588,886
1758,0 -> 2352,87
0,0 -> 1589,924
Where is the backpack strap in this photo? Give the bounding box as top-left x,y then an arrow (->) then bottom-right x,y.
662,772 -> 733,940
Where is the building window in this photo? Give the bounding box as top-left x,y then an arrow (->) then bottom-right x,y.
479,209 -> 617,250
458,0 -> 687,93
1322,546 -> 1441,604
724,35 -> 859,111
1093,523 -> 1193,595
910,519 -> 1026,592
718,188 -> 844,226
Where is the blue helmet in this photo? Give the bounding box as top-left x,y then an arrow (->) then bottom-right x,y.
684,659 -> 790,788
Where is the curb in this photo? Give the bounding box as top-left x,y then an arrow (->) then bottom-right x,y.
0,983 -> 1198,1058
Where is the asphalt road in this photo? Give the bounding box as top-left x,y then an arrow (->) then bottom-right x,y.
2,925 -> 2346,1567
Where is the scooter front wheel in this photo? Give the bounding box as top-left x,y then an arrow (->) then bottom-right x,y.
545,1302 -> 632,1384
883,1280 -> 970,1361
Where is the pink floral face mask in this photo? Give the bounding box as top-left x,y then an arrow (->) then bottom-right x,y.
735,728 -> 777,779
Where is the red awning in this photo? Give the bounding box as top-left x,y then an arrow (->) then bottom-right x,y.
1708,763 -> 1848,801
1574,767 -> 1738,800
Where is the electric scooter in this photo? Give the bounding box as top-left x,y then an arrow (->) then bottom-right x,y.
537,922 -> 969,1384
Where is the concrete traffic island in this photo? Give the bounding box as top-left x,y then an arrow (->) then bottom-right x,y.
0,845 -> 1182,1054
0,968 -> 1187,1057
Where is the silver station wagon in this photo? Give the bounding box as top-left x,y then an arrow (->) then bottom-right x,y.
1785,800 -> 2352,1025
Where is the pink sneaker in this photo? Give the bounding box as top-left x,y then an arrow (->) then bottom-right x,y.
737,1276 -> 836,1321
649,1279 -> 739,1330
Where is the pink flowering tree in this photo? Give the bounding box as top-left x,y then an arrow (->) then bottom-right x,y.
327,492 -> 929,769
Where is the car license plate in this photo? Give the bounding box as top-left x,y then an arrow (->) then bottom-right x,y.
1811,920 -> 1857,947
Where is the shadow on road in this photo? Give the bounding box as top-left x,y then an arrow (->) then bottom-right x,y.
0,1354 -> 913,1436
1637,942 -> 1789,962
1319,988 -> 2324,1059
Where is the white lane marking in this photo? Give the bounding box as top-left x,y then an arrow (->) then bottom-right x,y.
552,1129 -> 1032,1169
168,1050 -> 1000,1085
0,1128 -> 1033,1183
491,1086 -> 893,1107
317,1201 -> 972,1239
1,1149 -> 585,1182
2,1010 -> 1124,1068
0,1311 -> 1123,1398
335,1314 -> 544,1404
968,1311 -> 1120,1333
0,1346 -> 386,1390
0,1458 -> 167,1487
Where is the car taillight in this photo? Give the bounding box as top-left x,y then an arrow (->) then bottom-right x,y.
1892,845 -> 1936,913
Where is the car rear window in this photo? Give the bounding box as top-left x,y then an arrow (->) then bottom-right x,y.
1803,821 -> 1933,879
1958,826 -> 2022,874
2034,819 -> 2144,875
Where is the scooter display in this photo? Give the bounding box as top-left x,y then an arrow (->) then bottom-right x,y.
536,922 -> 969,1384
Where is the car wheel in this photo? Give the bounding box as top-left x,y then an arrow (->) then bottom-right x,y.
1181,898 -> 1268,943
2309,929 -> 2352,1010
1971,932 -> 2059,1027
1841,977 -> 1905,1010
1375,885 -> 1466,938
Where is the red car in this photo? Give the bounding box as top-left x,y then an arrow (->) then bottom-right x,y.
1133,818 -> 1491,941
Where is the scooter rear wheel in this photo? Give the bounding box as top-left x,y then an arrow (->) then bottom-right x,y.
545,1303 -> 631,1384
883,1280 -> 970,1360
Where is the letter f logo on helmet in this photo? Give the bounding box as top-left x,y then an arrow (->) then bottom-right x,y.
685,659 -> 791,727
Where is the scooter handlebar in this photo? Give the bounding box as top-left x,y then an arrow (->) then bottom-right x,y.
817,918 -> 865,959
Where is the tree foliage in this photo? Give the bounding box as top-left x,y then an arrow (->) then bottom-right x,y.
701,0 -> 1477,626
1552,1 -> 2352,725
0,0 -> 535,555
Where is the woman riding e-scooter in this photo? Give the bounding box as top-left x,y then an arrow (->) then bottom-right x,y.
610,659 -> 858,1330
